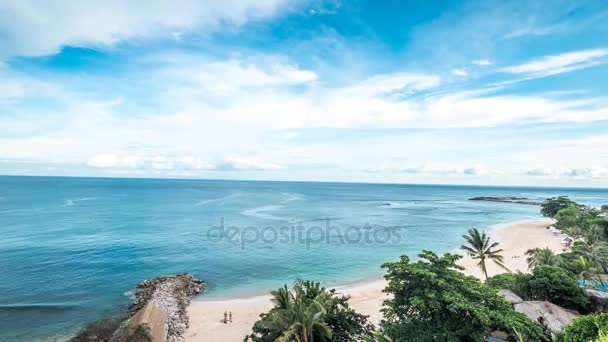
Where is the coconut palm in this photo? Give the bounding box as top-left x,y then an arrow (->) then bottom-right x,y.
274,297 -> 332,342
271,284 -> 292,310
525,247 -> 559,270
273,290 -> 332,342
572,234 -> 608,287
258,280 -> 332,342
576,256 -> 601,287
461,228 -> 509,280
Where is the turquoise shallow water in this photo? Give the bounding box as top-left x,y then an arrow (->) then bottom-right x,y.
1,176 -> 607,341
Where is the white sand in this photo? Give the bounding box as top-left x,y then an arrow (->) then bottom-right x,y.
185,218 -> 560,342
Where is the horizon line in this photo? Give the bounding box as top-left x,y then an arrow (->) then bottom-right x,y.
1,173 -> 607,191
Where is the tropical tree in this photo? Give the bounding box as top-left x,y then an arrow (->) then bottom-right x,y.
274,296 -> 332,342
572,232 -> 608,285
541,196 -> 577,217
380,251 -> 545,341
247,280 -> 374,342
461,228 -> 509,280
525,247 -> 559,270
514,265 -> 590,312
576,256 -> 600,287
555,206 -> 584,231
560,313 -> 608,341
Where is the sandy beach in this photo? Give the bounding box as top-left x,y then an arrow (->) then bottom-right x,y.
185,218 -> 561,342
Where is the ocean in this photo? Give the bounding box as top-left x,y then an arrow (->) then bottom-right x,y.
1,176 -> 607,341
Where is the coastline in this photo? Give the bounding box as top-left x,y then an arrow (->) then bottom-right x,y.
184,218 -> 561,342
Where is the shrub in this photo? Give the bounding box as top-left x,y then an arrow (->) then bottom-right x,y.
70,318 -> 121,342
514,266 -> 590,312
560,313 -> 608,342
486,273 -> 518,290
380,251 -> 545,341
541,196 -> 578,218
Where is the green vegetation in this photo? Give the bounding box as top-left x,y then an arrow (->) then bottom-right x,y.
246,280 -> 374,342
541,196 -> 578,218
69,318 -> 152,342
558,313 -> 608,342
526,247 -> 560,269
378,251 -> 545,341
70,318 -> 121,342
515,265 -> 590,312
460,228 -> 508,280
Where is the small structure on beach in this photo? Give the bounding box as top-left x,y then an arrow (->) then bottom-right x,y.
513,301 -> 578,335
498,289 -> 523,305
498,290 -> 578,336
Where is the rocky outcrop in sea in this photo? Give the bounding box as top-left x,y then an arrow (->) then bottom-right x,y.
127,274 -> 206,342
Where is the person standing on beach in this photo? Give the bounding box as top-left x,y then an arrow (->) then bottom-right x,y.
224,311 -> 228,323
229,311 -> 232,322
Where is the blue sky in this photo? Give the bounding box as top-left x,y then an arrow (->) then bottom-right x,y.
1,0 -> 608,186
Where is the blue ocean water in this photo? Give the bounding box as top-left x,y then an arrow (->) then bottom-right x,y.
1,176 -> 607,341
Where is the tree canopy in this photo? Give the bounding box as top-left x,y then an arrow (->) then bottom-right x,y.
559,313 -> 608,342
246,280 -> 374,342
514,265 -> 590,312
541,196 -> 578,218
379,251 -> 545,341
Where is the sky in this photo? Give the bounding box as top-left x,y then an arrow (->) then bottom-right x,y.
1,0 -> 608,187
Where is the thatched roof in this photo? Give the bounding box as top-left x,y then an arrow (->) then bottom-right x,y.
499,289 -> 523,304
513,301 -> 579,334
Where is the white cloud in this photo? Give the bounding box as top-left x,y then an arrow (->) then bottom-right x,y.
0,0 -> 292,57
503,24 -> 566,39
501,48 -> 608,77
450,68 -> 468,76
4,48 -> 608,185
85,153 -> 280,172
87,154 -> 138,169
527,167 -> 608,180
369,164 -> 490,176
471,59 -> 492,66
212,157 -> 281,171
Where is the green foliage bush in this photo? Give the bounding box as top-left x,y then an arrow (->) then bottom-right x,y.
246,280 -> 374,342
514,265 -> 590,312
379,251 -> 546,341
541,196 -> 578,218
559,313 -> 608,342
486,273 -> 518,290
69,318 -> 152,342
69,318 -> 121,342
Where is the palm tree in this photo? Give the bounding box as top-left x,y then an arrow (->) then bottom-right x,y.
572,231 -> 608,287
576,256 -> 601,287
271,284 -> 292,310
274,296 -> 332,342
525,247 -> 559,270
265,280 -> 332,342
461,228 -> 509,280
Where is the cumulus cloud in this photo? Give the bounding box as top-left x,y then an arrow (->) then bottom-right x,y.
0,0 -> 292,57
500,48 -> 608,77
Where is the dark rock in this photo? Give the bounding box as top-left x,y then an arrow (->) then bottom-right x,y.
468,197 -> 542,206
